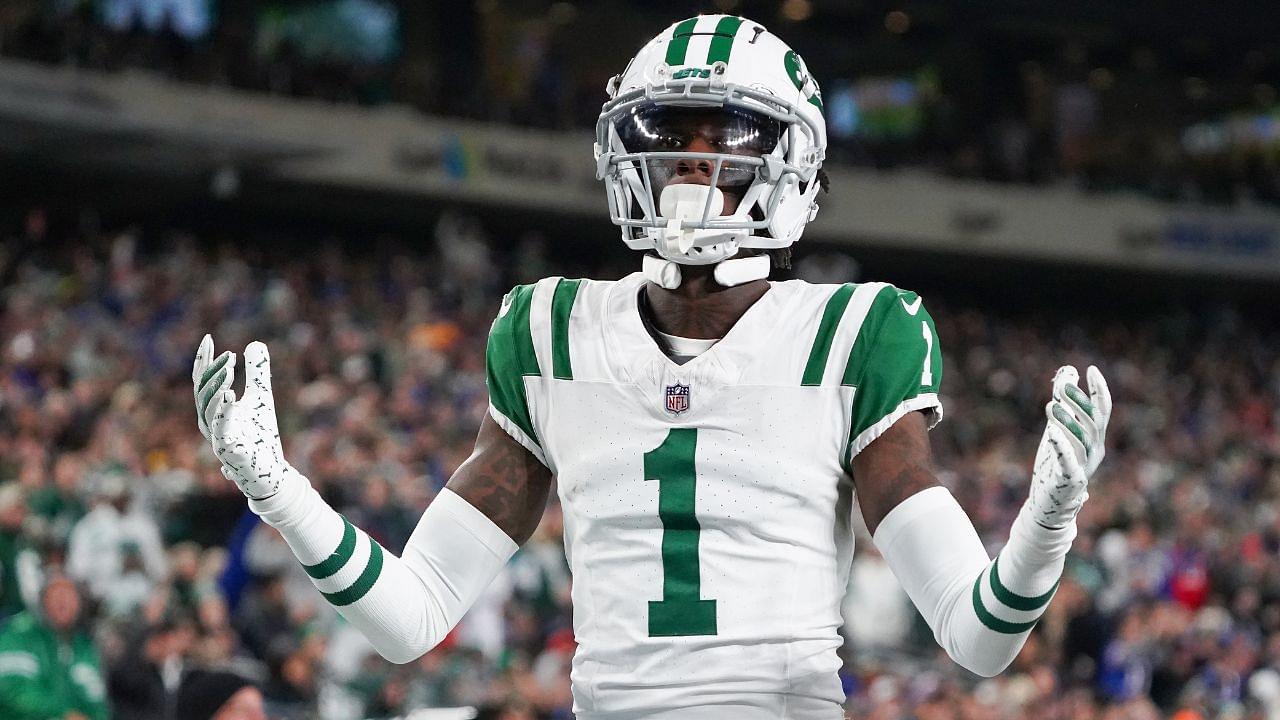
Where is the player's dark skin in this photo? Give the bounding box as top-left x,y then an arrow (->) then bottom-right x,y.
447,136 -> 937,543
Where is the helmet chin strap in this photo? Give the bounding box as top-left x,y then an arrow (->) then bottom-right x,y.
642,253 -> 771,290
642,183 -> 771,289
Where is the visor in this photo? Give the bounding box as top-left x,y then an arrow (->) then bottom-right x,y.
614,103 -> 783,158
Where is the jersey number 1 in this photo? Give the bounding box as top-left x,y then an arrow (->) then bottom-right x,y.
645,428 -> 717,636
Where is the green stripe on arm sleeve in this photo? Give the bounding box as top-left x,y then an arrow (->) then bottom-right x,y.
971,573 -> 1043,634
322,539 -> 385,607
302,517 -> 357,579
486,285 -> 542,446
989,554 -> 1059,611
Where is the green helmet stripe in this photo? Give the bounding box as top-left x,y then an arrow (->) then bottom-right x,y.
705,16 -> 743,65
665,18 -> 699,66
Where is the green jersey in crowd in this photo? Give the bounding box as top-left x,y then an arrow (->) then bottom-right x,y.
0,611 -> 109,720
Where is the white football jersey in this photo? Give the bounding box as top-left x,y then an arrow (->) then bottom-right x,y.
486,272 -> 943,719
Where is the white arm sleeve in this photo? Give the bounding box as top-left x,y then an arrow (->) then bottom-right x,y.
249,478 -> 518,664
872,486 -> 1075,677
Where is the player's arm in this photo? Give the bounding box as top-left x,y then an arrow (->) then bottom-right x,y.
192,335 -> 551,665
845,289 -> 1110,677
446,412 -> 554,546
853,367 -> 1109,677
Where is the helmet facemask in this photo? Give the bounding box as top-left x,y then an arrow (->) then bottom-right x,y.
596,78 -> 825,267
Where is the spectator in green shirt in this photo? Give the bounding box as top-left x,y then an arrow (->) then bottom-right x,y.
0,574 -> 108,720
0,482 -> 37,621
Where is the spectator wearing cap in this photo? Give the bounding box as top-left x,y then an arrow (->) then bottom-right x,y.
0,574 -> 108,720
175,670 -> 266,720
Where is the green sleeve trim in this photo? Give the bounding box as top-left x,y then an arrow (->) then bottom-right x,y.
665,18 -> 699,65
706,16 -> 744,65
989,555 -> 1059,611
972,572 -> 1042,635
802,284 -> 855,386
551,278 -> 582,380
302,517 -> 356,580
487,285 -> 541,446
322,538 -> 384,607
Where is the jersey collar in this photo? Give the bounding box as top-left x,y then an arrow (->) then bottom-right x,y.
605,272 -> 787,388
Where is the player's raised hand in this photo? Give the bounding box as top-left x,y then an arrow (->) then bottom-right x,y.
1026,365 -> 1112,529
193,333 -> 234,440
192,335 -> 300,500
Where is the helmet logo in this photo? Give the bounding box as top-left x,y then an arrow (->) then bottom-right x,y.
672,67 -> 712,80
784,50 -> 824,111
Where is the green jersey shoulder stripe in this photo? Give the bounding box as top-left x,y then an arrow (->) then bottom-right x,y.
706,16 -> 744,65
487,284 -> 541,446
507,285 -> 540,377
551,278 -> 582,380
302,517 -> 356,580
665,18 -> 699,66
322,538 -> 384,607
841,285 -> 900,387
801,284 -> 855,386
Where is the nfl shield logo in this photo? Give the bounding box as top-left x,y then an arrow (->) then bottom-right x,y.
665,383 -> 690,415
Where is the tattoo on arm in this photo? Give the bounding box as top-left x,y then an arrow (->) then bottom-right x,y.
446,414 -> 553,546
850,410 -> 940,535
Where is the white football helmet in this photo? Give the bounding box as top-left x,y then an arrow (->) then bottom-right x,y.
595,15 -> 827,285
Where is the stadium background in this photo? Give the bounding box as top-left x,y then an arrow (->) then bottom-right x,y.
2,0 -> 1280,718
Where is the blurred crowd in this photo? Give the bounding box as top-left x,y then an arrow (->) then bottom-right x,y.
2,203 -> 1280,720
4,1 -> 1280,207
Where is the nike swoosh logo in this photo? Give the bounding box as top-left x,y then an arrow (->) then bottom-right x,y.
498,294 -> 514,318
901,296 -> 922,315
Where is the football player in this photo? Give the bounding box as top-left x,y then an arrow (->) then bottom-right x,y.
193,15 -> 1111,719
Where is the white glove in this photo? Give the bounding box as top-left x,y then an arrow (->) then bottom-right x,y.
192,334 -> 301,500
1026,365 -> 1112,529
